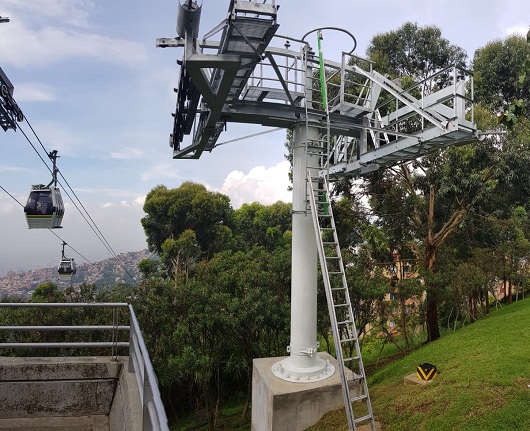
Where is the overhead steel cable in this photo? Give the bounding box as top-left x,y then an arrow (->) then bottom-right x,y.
213,127 -> 283,148
57,171 -> 128,269
46,228 -> 102,272
0,184 -> 133,282
20,118 -> 136,281
15,119 -> 136,282
16,125 -> 53,175
0,185 -> 23,207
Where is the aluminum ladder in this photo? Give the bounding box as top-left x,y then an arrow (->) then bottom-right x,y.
307,173 -> 376,431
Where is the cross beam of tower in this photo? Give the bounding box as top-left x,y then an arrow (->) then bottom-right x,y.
157,0 -> 279,159
158,1 -> 478,169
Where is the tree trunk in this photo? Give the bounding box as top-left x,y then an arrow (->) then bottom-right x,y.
425,187 -> 441,342
400,297 -> 409,350
425,245 -> 440,341
425,289 -> 440,341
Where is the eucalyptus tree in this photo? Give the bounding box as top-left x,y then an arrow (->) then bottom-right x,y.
359,23 -> 475,341
367,22 -> 467,82
473,33 -> 530,127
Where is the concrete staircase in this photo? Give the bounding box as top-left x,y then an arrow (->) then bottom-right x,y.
0,357 -> 141,431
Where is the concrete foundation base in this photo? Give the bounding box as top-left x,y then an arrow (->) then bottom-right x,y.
252,352 -> 360,431
404,372 -> 436,386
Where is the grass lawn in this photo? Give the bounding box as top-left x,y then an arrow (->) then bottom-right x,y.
309,297 -> 530,431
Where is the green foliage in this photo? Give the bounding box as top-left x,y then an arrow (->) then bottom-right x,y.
141,182 -> 234,260
233,201 -> 291,251
130,244 -> 291,426
366,22 -> 467,81
473,34 -> 530,122
30,282 -> 65,303
161,229 -> 201,277
137,257 -> 161,279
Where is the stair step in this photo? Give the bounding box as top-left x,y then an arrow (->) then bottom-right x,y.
0,415 -> 109,430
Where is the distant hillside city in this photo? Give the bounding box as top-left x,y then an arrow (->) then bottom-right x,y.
0,249 -> 152,299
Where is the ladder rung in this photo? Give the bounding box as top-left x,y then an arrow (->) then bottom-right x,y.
325,256 -> 339,259
330,285 -> 346,290
350,394 -> 368,402
337,320 -> 352,325
334,303 -> 348,308
320,227 -> 334,231
354,414 -> 373,424
341,337 -> 357,343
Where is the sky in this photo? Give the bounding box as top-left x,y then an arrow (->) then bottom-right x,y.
0,0 -> 528,273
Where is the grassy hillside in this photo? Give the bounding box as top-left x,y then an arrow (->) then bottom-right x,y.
310,297 -> 530,431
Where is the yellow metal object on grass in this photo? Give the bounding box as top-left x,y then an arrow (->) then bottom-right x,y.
416,363 -> 437,381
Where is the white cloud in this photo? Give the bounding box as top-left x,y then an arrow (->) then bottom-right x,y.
505,25 -> 529,38
26,121 -> 79,156
0,21 -> 147,69
110,148 -> 144,160
141,160 -> 185,182
1,0 -> 96,28
73,188 -> 146,206
99,198 -> 144,209
0,165 -> 31,173
219,161 -> 292,208
0,193 -> 21,214
16,83 -> 56,102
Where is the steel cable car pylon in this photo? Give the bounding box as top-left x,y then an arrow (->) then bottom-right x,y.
58,241 -> 76,283
23,150 -> 65,229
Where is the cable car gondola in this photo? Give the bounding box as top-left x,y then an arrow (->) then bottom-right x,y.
58,241 -> 76,282
23,150 -> 64,229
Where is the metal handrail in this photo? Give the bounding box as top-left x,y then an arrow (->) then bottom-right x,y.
0,302 -> 169,431
128,304 -> 169,431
